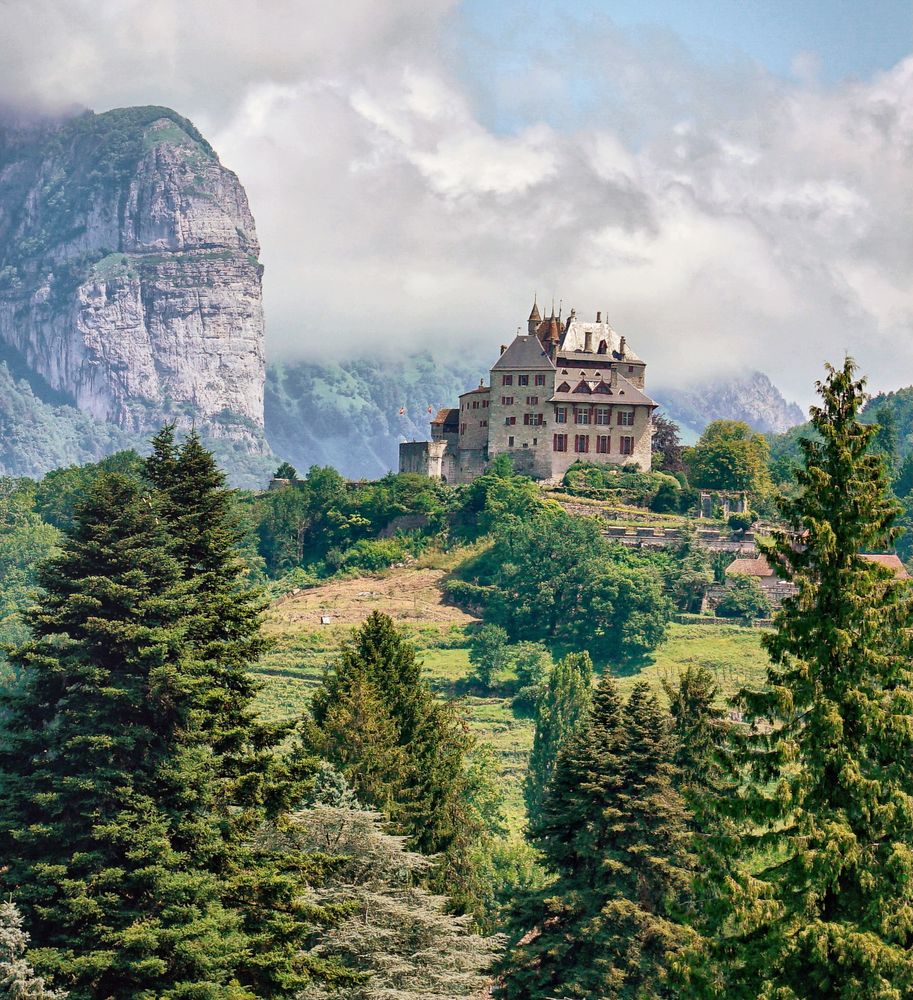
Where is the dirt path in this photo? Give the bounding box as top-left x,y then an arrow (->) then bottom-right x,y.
269,567 -> 478,629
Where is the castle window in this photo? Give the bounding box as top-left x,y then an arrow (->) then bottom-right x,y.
508,436 -> 515,447
596,435 -> 610,454
628,365 -> 635,373
574,434 -> 590,454
524,413 -> 544,426
501,396 -> 514,405
482,400 -> 488,408
555,406 -> 568,424
553,433 -> 568,452
480,420 -> 488,427
526,395 -> 539,405
617,409 -> 634,426
532,437 -> 538,445
502,375 -> 513,386
575,408 -> 590,425
620,435 -> 634,455
460,423 -> 466,434
505,416 -> 516,426
595,406 -> 610,425
535,373 -> 545,386
472,400 -> 478,409
518,374 -> 529,386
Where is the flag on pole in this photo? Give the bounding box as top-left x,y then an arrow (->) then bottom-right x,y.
399,406 -> 406,416
427,405 -> 433,413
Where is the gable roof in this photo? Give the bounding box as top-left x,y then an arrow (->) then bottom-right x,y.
491,335 -> 557,372
726,556 -> 776,578
861,553 -> 910,579
726,552 -> 910,581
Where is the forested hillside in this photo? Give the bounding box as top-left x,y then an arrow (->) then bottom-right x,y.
1,361 -> 912,998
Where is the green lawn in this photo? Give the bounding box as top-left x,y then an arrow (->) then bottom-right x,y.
251,617 -> 770,829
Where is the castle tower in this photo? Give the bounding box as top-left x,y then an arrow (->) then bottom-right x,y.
527,296 -> 542,335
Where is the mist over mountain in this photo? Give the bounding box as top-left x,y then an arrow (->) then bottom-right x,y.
653,370 -> 806,441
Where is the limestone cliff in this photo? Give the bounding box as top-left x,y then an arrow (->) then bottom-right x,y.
0,106 -> 265,444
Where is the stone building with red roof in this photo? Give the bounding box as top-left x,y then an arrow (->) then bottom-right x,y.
399,299 -> 657,483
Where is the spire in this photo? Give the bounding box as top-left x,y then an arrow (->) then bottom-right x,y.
528,293 -> 542,334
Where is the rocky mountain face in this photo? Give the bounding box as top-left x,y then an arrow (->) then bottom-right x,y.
653,370 -> 805,439
0,106 -> 266,447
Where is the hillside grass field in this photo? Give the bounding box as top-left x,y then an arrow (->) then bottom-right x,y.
253,564 -> 770,826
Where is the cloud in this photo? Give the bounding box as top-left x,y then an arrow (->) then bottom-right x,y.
0,1 -> 910,404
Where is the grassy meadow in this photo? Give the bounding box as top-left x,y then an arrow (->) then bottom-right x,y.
252,566 -> 771,828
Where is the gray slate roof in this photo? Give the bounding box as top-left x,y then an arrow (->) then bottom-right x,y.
548,371 -> 656,406
491,335 -> 557,372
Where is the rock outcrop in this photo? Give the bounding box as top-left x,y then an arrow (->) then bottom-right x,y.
654,370 -> 805,438
0,106 -> 265,445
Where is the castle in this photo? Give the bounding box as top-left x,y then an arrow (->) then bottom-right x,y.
400,299 -> 657,483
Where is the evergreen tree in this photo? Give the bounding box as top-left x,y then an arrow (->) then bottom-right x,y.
311,612 -> 476,856
143,428 -> 336,996
0,902 -> 66,999
683,359 -> 913,998
500,679 -> 696,999
0,475 -> 253,998
663,665 -> 724,792
523,651 -> 593,822
283,799 -> 502,999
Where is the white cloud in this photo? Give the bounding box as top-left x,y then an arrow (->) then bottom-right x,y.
0,1 -> 910,403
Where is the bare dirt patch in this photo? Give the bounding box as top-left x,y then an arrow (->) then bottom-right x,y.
269,568 -> 478,629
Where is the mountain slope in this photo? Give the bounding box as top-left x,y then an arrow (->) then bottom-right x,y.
265,353 -> 486,479
653,370 -> 805,438
0,106 -> 266,446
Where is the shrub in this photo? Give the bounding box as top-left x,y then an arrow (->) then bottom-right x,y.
716,575 -> 771,621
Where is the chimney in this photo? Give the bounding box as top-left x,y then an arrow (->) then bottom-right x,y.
548,340 -> 557,362
584,329 -> 594,353
500,344 -> 507,355
611,366 -> 619,389
619,336 -> 626,358
596,310 -> 602,323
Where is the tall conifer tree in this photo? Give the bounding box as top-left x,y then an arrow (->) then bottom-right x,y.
683,359 -> 913,998
500,678 -> 696,999
523,651 -> 593,822
142,428 -> 339,996
0,475 -> 253,999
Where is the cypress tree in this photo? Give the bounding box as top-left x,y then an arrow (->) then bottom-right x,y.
683,359 -> 913,998
500,678 -> 696,999
523,651 -> 593,823
0,475 -> 252,999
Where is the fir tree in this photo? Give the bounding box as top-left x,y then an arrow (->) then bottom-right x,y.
311,613 -> 481,855
143,428 -> 338,996
683,359 -> 913,999
500,678 -> 696,999
663,665 -> 725,793
523,651 -> 593,823
0,902 -> 66,999
0,475 -> 253,999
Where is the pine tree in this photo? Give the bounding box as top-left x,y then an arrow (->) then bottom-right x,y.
523,651 -> 593,823
500,678 -> 696,999
0,475 -> 253,999
683,359 -> 913,999
311,611 -> 473,857
0,902 -> 66,999
143,428 -> 338,996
